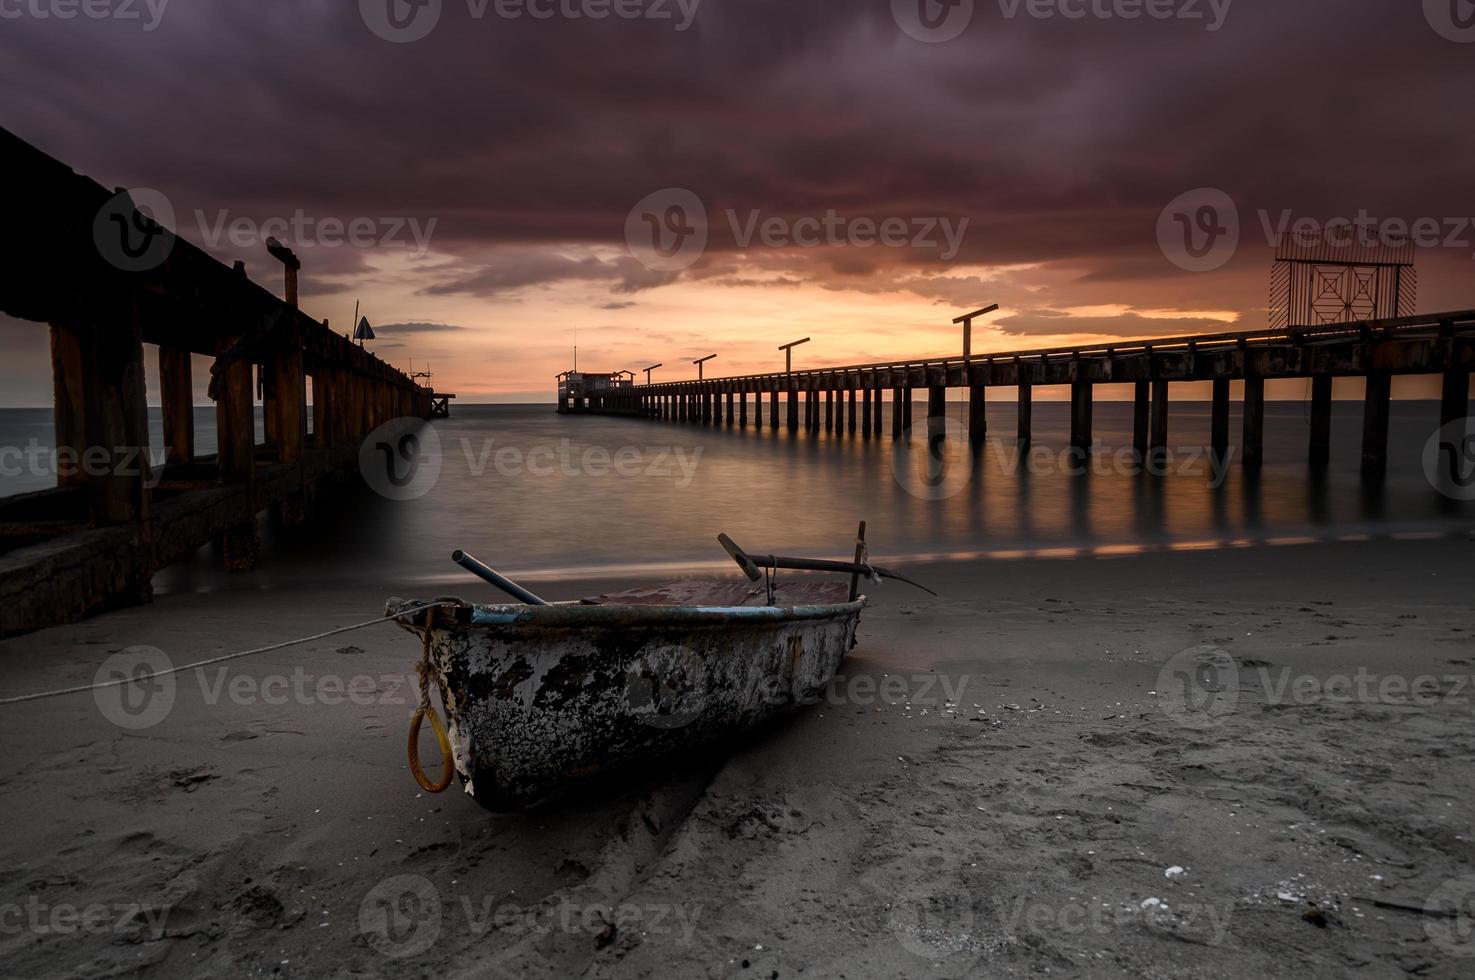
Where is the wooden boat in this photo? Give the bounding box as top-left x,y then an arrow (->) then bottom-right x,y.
388,528 -> 930,811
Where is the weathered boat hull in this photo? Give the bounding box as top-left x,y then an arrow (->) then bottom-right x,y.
388,583 -> 863,810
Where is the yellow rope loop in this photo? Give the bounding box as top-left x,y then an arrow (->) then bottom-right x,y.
407,626 -> 454,793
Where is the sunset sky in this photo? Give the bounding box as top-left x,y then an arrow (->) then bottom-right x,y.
1,0 -> 1470,404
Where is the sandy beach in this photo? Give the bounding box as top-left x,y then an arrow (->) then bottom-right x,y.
2,535 -> 1473,978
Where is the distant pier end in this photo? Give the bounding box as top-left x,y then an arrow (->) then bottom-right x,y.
557,370 -> 638,414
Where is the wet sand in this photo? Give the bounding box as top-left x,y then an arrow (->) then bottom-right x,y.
2,536 -> 1474,978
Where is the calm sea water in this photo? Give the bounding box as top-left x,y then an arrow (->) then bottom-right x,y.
2,402 -> 1471,596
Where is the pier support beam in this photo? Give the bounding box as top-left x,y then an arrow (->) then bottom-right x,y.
51,302 -> 152,526
1310,375 -> 1333,466
1210,378 -> 1230,461
215,341 -> 258,572
862,388 -> 873,438
1361,371 -> 1391,476
847,389 -> 857,434
825,390 -> 834,431
159,346 -> 195,465
1243,376 -> 1266,469
1148,379 -> 1169,465
1070,381 -> 1093,452
892,388 -> 903,439
1017,383 -> 1032,445
1132,381 -> 1149,461
770,390 -> 780,429
902,388 -> 913,432
968,385 -> 986,443
834,389 -> 843,432
928,386 -> 947,443
1441,368 -> 1470,428
726,391 -> 734,425
268,329 -> 305,464
787,390 -> 799,431
312,372 -> 333,449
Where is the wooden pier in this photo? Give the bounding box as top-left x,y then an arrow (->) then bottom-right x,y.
590,311 -> 1474,471
0,127 -> 436,637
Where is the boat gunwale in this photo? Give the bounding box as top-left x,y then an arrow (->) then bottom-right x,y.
387,595 -> 867,631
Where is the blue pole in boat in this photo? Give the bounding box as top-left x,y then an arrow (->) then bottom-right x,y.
452,551 -> 548,605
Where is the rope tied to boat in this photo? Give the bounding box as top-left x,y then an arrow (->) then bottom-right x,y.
407,612 -> 455,794
0,600 -> 461,706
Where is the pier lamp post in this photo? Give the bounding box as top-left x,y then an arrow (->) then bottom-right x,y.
643,363 -> 662,384
694,354 -> 716,380
952,305 -> 1000,363
778,337 -> 811,373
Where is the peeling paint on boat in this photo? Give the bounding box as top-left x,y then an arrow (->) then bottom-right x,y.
388,582 -> 864,811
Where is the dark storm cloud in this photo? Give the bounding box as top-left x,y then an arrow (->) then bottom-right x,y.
0,0 -> 1468,302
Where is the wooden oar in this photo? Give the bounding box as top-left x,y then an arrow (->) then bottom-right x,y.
717,533 -> 937,596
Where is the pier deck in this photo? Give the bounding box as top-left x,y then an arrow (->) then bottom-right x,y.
582,311 -> 1475,470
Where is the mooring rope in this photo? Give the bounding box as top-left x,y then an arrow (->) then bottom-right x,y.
0,600 -> 460,707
